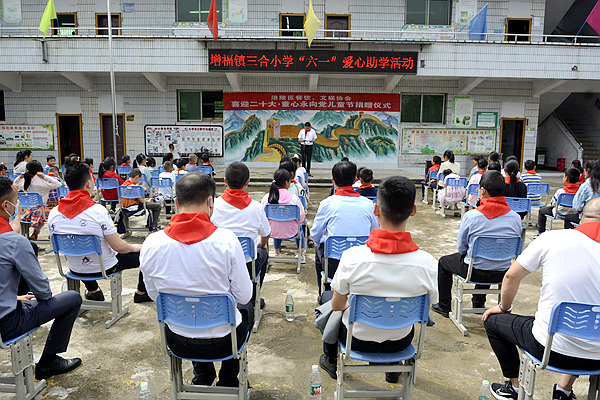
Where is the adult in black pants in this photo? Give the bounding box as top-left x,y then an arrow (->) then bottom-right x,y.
0,176 -> 82,380
483,198 -> 600,400
297,122 -> 317,175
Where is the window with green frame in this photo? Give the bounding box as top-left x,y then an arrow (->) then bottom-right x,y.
179,91 -> 223,121
177,0 -> 222,23
401,94 -> 445,124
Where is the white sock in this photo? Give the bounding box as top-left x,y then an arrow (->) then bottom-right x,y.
556,386 -> 571,396
511,383 -> 519,393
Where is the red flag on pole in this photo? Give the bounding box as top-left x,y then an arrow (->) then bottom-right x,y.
586,0 -> 600,35
206,0 -> 218,40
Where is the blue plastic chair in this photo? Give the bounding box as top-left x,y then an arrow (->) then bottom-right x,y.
43,165 -> 50,175
7,172 -> 20,182
116,165 -> 131,177
97,178 -> 119,210
57,185 -> 70,199
264,204 -> 302,274
321,235 -> 368,295
0,327 -> 47,400
17,192 -> 50,245
506,197 -> 532,240
238,236 -> 263,333
431,171 -> 446,210
298,195 -> 307,210
304,171 -> 308,182
336,294 -> 431,400
199,165 -> 213,175
51,234 -> 129,329
547,193 -> 576,230
156,293 -> 250,400
158,165 -> 165,173
449,236 -> 523,336
518,302 -> 600,400
117,185 -> 148,237
440,177 -> 468,218
150,170 -> 161,178
423,169 -> 439,204
459,183 -> 479,217
526,183 -> 550,207
366,196 -> 377,203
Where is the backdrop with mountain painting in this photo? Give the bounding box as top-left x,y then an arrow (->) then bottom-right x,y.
223,100 -> 400,164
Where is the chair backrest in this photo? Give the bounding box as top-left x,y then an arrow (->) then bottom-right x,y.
150,177 -> 173,189
237,236 -> 256,260
366,196 -> 377,203
97,178 -> 118,190
505,197 -> 532,213
428,170 -> 438,180
117,185 -> 144,199
57,185 -> 70,198
51,234 -> 103,257
347,294 -> 430,330
298,195 -> 307,209
436,171 -> 445,181
466,183 -> 479,195
471,236 -> 523,262
199,166 -> 213,175
264,204 -> 300,222
7,172 -> 20,182
556,193 -> 575,208
304,171 -> 308,182
446,177 -> 468,187
325,235 -> 369,260
158,165 -> 165,173
117,165 -> 131,175
17,192 -> 43,208
156,293 -> 236,330
527,183 -> 550,196
548,302 -> 600,340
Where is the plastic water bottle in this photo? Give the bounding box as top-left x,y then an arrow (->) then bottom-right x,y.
139,382 -> 152,400
478,380 -> 491,400
309,365 -> 322,399
285,291 -> 294,321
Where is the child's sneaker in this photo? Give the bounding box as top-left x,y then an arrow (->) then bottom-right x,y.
491,381 -> 518,400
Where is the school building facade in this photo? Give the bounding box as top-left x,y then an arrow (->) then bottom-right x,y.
0,0 -> 599,175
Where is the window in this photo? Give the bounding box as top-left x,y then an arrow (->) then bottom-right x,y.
178,91 -> 223,121
401,94 -> 445,124
51,13 -> 77,35
0,91 -> 5,121
280,14 -> 305,36
406,0 -> 450,25
177,0 -> 222,23
325,15 -> 350,37
96,13 -> 121,35
506,18 -> 531,42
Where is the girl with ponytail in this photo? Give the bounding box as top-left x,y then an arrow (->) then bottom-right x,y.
98,158 -> 124,212
14,150 -> 33,173
261,168 -> 306,261
13,160 -> 61,240
503,159 -> 528,218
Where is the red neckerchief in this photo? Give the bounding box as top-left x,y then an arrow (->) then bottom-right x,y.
505,176 -> 521,184
478,170 -> 485,175
429,165 -> 441,171
358,184 -> 373,190
476,196 -> 512,219
366,229 -> 419,254
29,173 -> 36,179
563,184 -> 579,194
0,218 -> 12,234
526,171 -> 537,175
123,180 -> 134,186
121,163 -> 130,167
90,170 -> 96,184
334,186 -> 361,197
57,190 -> 95,219
575,221 -> 600,243
164,212 -> 217,244
220,188 -> 251,210
291,179 -> 297,184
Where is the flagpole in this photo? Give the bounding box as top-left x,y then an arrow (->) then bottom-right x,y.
107,0 -> 118,160
572,21 -> 587,43
452,3 -> 488,40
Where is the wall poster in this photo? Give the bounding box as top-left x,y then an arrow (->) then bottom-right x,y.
0,125 -> 54,149
476,112 -> 498,128
401,128 -> 496,154
223,92 -> 401,164
453,96 -> 474,128
227,0 -> 247,23
457,0 -> 478,26
0,0 -> 22,24
144,125 -> 223,157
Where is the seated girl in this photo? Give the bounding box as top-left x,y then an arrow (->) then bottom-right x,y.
437,169 -> 463,214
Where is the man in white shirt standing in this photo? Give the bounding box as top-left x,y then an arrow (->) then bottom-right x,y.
211,161 -> 271,308
483,198 -> 600,400
297,122 -> 317,176
48,161 -> 151,303
140,172 -> 253,387
319,176 -> 438,383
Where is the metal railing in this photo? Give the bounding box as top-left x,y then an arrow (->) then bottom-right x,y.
0,25 -> 599,45
551,111 -> 584,161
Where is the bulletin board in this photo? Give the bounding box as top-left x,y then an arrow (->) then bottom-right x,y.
401,128 -> 496,154
144,125 -> 224,157
0,125 -> 54,149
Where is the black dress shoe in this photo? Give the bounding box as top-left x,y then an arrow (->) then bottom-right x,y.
319,354 -> 337,380
84,289 -> 105,302
35,356 -> 82,380
260,298 -> 265,309
134,292 -> 153,303
431,303 -> 450,318
385,372 -> 401,383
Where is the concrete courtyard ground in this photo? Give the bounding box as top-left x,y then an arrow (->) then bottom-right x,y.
1,169 -> 590,400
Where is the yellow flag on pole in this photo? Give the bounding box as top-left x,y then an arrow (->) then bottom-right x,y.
304,0 -> 321,47
39,0 -> 57,38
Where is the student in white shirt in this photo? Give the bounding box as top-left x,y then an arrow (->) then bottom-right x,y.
483,198 -> 600,400
158,161 -> 176,214
140,173 -> 253,387
319,176 -> 438,383
13,150 -> 32,174
48,161 -> 151,303
211,161 -> 271,306
291,154 -> 307,189
297,122 -> 317,175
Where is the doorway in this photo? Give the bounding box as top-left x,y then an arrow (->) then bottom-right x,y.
506,18 -> 531,41
326,15 -> 350,37
100,114 -> 125,161
56,114 -> 83,165
500,118 -> 526,166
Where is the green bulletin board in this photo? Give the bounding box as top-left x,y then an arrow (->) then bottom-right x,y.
476,112 -> 498,128
401,127 -> 496,154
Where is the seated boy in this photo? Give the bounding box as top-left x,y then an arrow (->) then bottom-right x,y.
173,158 -> 188,177
467,158 -> 488,207
158,161 -> 176,214
185,153 -> 200,172
201,152 -> 216,176
44,155 -> 56,174
121,168 -> 162,231
421,155 -> 441,203
536,167 -> 580,236
355,168 -> 378,198
520,159 -> 542,203
319,176 -> 438,383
